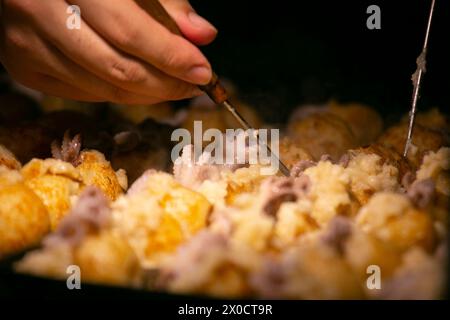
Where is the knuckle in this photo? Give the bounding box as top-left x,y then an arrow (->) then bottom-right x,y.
4,28 -> 30,52
159,46 -> 185,71
108,59 -> 147,84
113,26 -> 141,50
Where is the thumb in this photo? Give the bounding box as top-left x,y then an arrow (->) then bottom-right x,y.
159,0 -> 218,46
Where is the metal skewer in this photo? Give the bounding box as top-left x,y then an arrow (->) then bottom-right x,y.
404,0 -> 436,157
145,0 -> 290,176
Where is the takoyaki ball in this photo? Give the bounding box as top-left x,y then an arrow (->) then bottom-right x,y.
344,150 -> 400,205
378,123 -> 447,168
279,136 -> 314,169
0,92 -> 40,124
401,108 -> 448,133
328,100 -> 383,146
0,165 -> 23,187
252,241 -> 363,299
0,182 -> 50,257
351,143 -> 413,179
356,192 -> 435,252
0,144 -> 21,170
74,230 -> 142,287
77,150 -> 126,201
112,102 -> 175,124
0,123 -> 54,163
21,158 -> 83,230
288,113 -> 358,161
344,226 -> 402,281
112,171 -> 211,267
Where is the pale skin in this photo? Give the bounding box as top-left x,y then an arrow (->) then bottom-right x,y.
0,0 -> 217,104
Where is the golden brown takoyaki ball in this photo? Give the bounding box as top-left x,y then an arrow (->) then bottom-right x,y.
356,192 -> 436,252
112,171 -> 211,267
0,92 -> 40,124
0,124 -> 54,163
288,113 -> 358,161
353,143 -> 412,179
378,123 -> 447,168
0,183 -> 50,257
21,159 -> 82,229
0,165 -> 23,187
0,144 -> 21,170
73,231 -> 142,287
328,100 -> 383,146
279,136 -> 314,169
77,150 -> 126,201
344,227 -> 402,281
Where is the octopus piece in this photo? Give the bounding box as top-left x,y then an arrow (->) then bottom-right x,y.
51,131 -> 82,167
321,215 -> 353,255
407,179 -> 436,209
259,175 -> 311,217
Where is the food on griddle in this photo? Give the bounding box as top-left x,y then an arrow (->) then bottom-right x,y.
15,187 -> 142,287
0,167 -> 50,257
1,90 -> 447,299
112,171 -> 211,267
328,100 -> 384,146
379,121 -> 448,168
288,112 -> 358,161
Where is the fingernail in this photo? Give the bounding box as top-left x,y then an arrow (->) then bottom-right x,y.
188,11 -> 217,33
187,65 -> 212,85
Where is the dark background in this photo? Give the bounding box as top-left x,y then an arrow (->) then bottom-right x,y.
191,0 -> 450,123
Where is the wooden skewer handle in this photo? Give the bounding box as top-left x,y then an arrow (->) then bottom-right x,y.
142,0 -> 228,104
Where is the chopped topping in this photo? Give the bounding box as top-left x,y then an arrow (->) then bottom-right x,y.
407,178 -> 436,208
